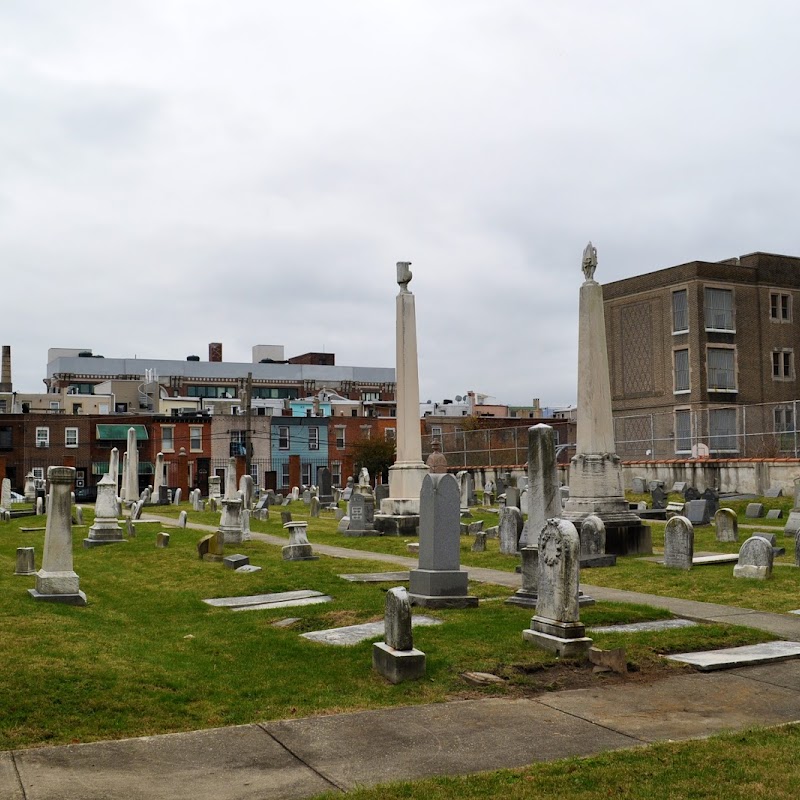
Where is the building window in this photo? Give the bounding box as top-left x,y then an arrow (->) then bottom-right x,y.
361,391 -> 380,402
704,287 -> 734,331
707,347 -> 736,391
281,461 -> 290,488
775,405 -> 795,450
675,410 -> 691,453
65,428 -> 78,448
332,461 -> 342,486
72,403 -> 83,415
672,289 -> 689,333
308,427 -> 319,450
230,430 -> 246,457
431,426 -> 443,438
32,467 -> 45,481
190,426 -> 203,452
384,427 -> 396,441
161,425 -> 175,452
770,292 -> 791,322
278,426 -> 290,450
673,349 -> 690,393
709,408 -> 738,452
301,463 -> 312,486
0,400 -> 7,413
359,425 -> 371,440
49,401 -> 60,411
335,426 -> 345,449
35,427 -> 49,448
772,350 -> 794,381
114,403 -> 128,413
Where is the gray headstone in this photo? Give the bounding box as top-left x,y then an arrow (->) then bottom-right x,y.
632,477 -> 646,494
156,532 -> 170,548
785,510 -> 800,536
664,515 -> 694,570
648,480 -> 664,492
714,508 -> 738,542
347,493 -> 375,533
132,500 -> 144,521
499,506 -> 524,555
15,547 -> 35,575
535,519 -> 583,625
745,503 -> 764,518
126,519 -> 136,538
650,486 -> 667,510
671,481 -> 687,493
580,515 -> 606,556
384,587 -> 413,651
36,496 -> 44,515
523,424 -> 560,547
310,496 -> 321,518
374,484 -> 390,505
765,487 -> 783,498
795,532 -> 800,567
471,532 -> 487,552
684,487 -> 700,501
753,531 -> 777,547
685,499 -> 710,526
223,554 -> 250,570
173,488 -> 182,505
281,511 -> 293,525
74,506 -> 84,526
733,535 -> 774,580
700,488 -> 719,517
766,508 -> 783,519
504,486 -> 520,510
302,489 -> 311,505
178,511 -> 187,528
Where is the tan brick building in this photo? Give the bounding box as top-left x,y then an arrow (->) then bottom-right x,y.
604,251 -> 800,459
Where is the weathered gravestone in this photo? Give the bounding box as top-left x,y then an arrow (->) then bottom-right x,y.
156,532 -> 170,548
208,475 -> 222,500
471,532 -> 487,552
522,519 -> 592,657
15,547 -> 35,575
310,496 -> 321,518
302,489 -> 311,506
173,488 -> 182,505
521,423 -> 560,548
733,535 -> 773,580
765,486 -> 783,498
29,467 -> 87,606
219,498 -> 243,545
795,532 -> 800,567
346,493 -> 375,536
0,478 -> 11,508
374,484 -> 390,506
671,481 -> 687,494
318,468 -> 334,504
651,486 -> 667,510
505,486 -> 521,510
281,511 -> 292,525
701,488 -> 719,517
685,499 -> 710,526
767,509 -> 783,520
714,508 -> 738,542
178,511 -> 188,528
372,587 -> 425,684
648,480 -> 664,492
789,511 -> 800,538
683,486 -> 700,501
498,506 -> 524,555
579,515 -> 616,568
408,473 -> 477,608
745,503 -> 764,518
241,509 -> 251,541
239,475 -> 254,509
282,522 -> 318,561
197,532 -> 224,562
632,476 -> 647,494
84,474 -> 124,548
664,515 -> 694,570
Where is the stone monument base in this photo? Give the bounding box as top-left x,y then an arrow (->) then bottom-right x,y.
83,525 -> 125,548
408,568 -> 478,609
282,544 -> 319,562
733,564 -> 769,580
372,642 -> 426,684
522,617 -> 592,657
343,527 -> 378,538
506,591 -> 596,609
373,514 -> 419,536
222,527 -> 243,545
580,553 -> 617,568
202,554 -> 225,563
29,588 -> 87,606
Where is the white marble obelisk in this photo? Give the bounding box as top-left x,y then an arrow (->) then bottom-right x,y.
124,427 -> 139,504
220,457 -> 242,543
152,452 -> 165,504
562,243 -> 650,554
109,447 -> 120,489
381,262 -> 429,516
30,466 -> 87,605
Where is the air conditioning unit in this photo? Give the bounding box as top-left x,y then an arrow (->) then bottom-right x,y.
36,441 -> 49,448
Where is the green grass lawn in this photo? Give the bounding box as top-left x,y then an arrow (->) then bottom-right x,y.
0,503 -> 775,751
311,724 -> 800,800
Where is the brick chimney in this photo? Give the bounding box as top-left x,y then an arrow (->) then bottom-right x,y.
208,342 -> 222,363
0,346 -> 11,392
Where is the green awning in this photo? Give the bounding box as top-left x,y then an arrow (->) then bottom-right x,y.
95,424 -> 149,441
93,461 -> 154,476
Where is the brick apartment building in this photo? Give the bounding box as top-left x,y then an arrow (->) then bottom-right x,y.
603,251 -> 800,458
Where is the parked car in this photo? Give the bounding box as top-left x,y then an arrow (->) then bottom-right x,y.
9,491 -> 25,504
74,486 -> 98,503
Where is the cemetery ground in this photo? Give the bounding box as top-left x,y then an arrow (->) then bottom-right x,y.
0,501 -> 778,753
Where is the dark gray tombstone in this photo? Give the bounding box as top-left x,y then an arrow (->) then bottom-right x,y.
701,488 -> 719,517
765,487 -> 783,498
664,515 -> 693,570
372,587 -> 425,684
374,484 -> 390,505
745,503 -> 765,518
766,509 -> 783,520
408,474 -> 477,608
733,536 -> 773,579
505,486 -> 520,510
280,511 -> 292,525
685,499 -> 710,526
318,468 -> 333,504
651,486 -> 667,510
684,486 -> 700,501
579,515 -> 616,568
648,480 -> 664,492
498,506 -> 523,554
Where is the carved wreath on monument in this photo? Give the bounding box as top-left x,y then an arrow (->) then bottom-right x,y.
540,523 -> 563,566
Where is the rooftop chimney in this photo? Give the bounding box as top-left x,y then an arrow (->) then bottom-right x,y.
209,342 -> 222,363
0,346 -> 11,392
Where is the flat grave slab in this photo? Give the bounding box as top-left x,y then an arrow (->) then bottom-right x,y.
203,590 -> 331,612
589,618 -> 698,634
666,641 -> 800,671
235,565 -> 262,574
20,527 -> 46,532
301,616 -> 442,646
338,571 -> 410,583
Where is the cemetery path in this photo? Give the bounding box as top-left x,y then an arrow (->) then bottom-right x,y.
6,660 -> 800,800
143,514 -> 800,638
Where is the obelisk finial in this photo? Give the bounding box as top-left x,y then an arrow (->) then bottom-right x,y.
397,261 -> 413,292
581,242 -> 597,282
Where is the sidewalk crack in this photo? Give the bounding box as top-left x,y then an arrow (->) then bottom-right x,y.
535,699 -> 650,745
10,751 -> 27,800
257,723 -> 346,793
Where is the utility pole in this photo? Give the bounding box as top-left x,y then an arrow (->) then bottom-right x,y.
244,371 -> 253,479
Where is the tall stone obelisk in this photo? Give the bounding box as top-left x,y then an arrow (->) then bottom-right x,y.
376,262 -> 429,535
562,243 -> 651,555
124,427 -> 139,505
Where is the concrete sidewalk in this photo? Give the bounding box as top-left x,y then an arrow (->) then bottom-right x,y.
3,661 -> 800,800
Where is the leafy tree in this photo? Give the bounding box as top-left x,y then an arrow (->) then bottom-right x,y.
350,436 -> 396,483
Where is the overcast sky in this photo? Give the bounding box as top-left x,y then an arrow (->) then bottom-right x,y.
4,2 -> 800,405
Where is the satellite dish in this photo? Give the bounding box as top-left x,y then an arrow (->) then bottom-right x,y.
455,395 -> 463,402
